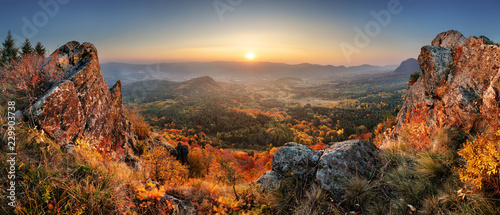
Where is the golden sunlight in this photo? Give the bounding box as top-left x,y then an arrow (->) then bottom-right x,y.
246,52 -> 255,60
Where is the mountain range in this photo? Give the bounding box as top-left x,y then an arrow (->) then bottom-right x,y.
100,61 -> 404,85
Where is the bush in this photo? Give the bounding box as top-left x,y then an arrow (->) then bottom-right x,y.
458,131 -> 500,196
408,71 -> 421,87
143,146 -> 188,184
123,106 -> 151,140
0,53 -> 62,107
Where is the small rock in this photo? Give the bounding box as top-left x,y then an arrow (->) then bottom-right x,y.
124,154 -> 139,168
61,144 -> 76,154
161,194 -> 196,215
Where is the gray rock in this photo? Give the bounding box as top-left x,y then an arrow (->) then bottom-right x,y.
256,170 -> 281,190
61,144 -> 76,154
315,140 -> 379,199
14,110 -> 22,118
161,194 -> 196,215
272,142 -> 320,179
124,154 -> 139,168
419,45 -> 454,96
431,30 -> 466,47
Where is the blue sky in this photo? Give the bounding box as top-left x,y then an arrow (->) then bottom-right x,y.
1,0 -> 499,66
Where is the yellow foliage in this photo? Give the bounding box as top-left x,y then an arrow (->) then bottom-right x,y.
458,130 -> 500,193
143,146 -> 188,184
132,182 -> 167,201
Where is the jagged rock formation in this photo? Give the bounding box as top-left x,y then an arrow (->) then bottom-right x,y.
396,30 -> 500,131
24,41 -> 137,157
257,140 -> 380,198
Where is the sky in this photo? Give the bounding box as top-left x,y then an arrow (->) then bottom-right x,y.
1,0 -> 500,66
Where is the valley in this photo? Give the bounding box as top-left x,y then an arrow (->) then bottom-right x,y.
117,58 -> 419,150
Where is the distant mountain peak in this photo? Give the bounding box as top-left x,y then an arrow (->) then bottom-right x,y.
177,76 -> 221,91
391,58 -> 420,75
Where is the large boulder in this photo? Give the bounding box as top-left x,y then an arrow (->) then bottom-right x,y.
315,140 -> 380,198
272,142 -> 321,179
24,41 -> 137,157
256,140 -> 381,200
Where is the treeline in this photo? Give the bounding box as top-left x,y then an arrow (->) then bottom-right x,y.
0,30 -> 47,66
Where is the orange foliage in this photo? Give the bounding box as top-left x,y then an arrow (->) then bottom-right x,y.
1,53 -> 61,105
401,102 -> 433,151
231,107 -> 285,120
310,142 -> 327,150
143,146 -> 188,184
123,106 -> 151,140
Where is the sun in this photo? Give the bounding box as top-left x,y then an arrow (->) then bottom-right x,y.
246,52 -> 255,60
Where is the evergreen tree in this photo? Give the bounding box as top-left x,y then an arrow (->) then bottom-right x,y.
1,31 -> 18,64
21,38 -> 34,55
35,42 -> 46,57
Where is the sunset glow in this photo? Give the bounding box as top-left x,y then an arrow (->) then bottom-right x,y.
246,52 -> 255,60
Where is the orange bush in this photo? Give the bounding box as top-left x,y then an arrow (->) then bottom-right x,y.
123,106 -> 151,140
401,102 -> 433,151
143,146 -> 188,184
1,53 -> 61,105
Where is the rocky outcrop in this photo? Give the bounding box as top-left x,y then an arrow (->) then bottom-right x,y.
24,41 -> 137,157
395,30 -> 500,131
256,141 -> 380,198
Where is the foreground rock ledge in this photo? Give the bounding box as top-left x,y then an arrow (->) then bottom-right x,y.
257,140 -> 380,199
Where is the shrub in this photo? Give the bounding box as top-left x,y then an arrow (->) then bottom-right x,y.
408,71 -> 421,87
123,106 -> 151,140
143,146 -> 188,184
0,53 -> 62,107
458,131 -> 500,196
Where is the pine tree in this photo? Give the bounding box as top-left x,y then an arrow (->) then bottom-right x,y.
1,31 -> 18,64
21,39 -> 34,56
35,42 -> 46,57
